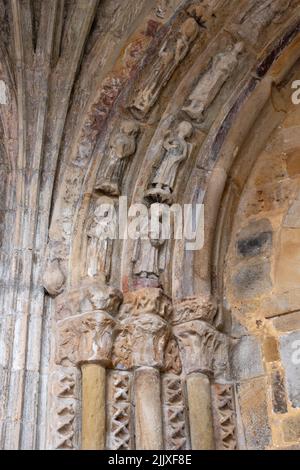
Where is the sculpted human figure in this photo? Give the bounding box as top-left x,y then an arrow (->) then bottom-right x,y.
95,120 -> 139,196
145,121 -> 193,204
86,198 -> 116,280
132,214 -> 167,281
183,42 -> 244,122
238,0 -> 291,43
130,18 -> 199,117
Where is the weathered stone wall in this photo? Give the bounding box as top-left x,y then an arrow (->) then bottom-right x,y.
225,96 -> 300,449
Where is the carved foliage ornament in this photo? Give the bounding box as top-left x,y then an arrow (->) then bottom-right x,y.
56,311 -> 116,367
113,288 -> 173,369
174,320 -> 229,376
55,277 -> 123,366
172,296 -> 218,325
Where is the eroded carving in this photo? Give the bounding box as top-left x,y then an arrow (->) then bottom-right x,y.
86,197 -> 117,280
182,42 -> 244,123
173,296 -> 218,325
113,288 -> 172,369
163,336 -> 182,375
235,0 -> 291,45
56,311 -> 117,367
145,121 -> 193,204
173,320 -> 229,376
132,210 -> 168,284
95,120 -> 140,196
129,18 -> 199,117
55,277 -> 123,366
43,258 -> 65,297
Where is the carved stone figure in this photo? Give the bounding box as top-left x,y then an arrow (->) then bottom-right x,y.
145,121 -> 193,204
132,212 -> 168,281
86,197 -> 117,280
95,120 -> 140,196
182,42 -> 244,122
42,258 -> 65,296
236,0 -> 291,44
130,18 -> 199,117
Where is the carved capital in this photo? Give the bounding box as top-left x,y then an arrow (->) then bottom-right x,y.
121,288 -> 172,320
56,311 -> 116,367
173,320 -> 228,377
55,276 -> 123,367
113,288 -> 172,369
172,296 -> 217,325
55,276 -> 123,321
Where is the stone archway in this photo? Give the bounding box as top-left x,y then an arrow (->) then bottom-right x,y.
1,0 -> 300,450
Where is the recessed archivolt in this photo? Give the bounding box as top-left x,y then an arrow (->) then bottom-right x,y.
46,1 -> 300,307
30,0 -> 300,451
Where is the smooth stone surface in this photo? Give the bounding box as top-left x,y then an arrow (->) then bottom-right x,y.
187,373 -> 214,450
82,364 -> 106,450
237,377 -> 271,450
279,331 -> 300,408
230,335 -> 264,381
135,367 -> 163,450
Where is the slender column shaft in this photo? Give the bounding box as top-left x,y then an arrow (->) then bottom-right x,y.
81,364 -> 106,450
135,367 -> 163,450
187,372 -> 215,450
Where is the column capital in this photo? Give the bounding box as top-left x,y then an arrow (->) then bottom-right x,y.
173,320 -> 229,377
122,287 -> 173,320
113,288 -> 172,369
172,295 -> 217,326
55,275 -> 123,321
55,276 -> 123,367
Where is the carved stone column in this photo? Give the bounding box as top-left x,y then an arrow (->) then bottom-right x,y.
113,288 -> 172,449
173,297 -> 228,450
55,276 -> 123,449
